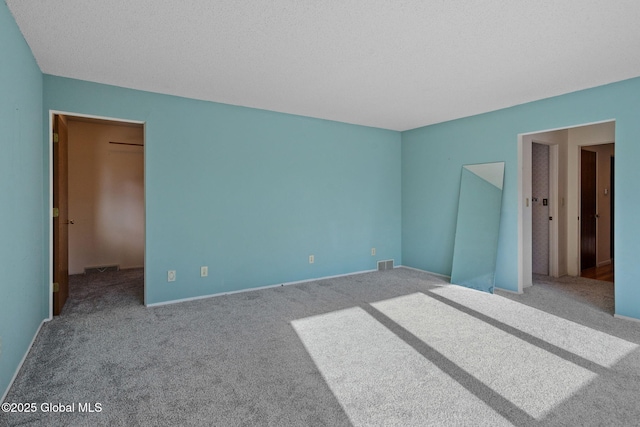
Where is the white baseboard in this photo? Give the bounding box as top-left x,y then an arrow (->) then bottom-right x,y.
614,313 -> 640,323
397,265 -> 451,281
146,268 -> 378,308
398,266 -> 523,295
1,319 -> 46,404
494,286 -> 523,295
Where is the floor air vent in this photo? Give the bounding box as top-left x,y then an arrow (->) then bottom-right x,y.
377,260 -> 394,271
84,265 -> 120,274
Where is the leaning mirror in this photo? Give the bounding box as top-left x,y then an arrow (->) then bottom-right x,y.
450,162 -> 505,293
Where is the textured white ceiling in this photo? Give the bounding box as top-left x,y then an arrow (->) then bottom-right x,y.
7,1 -> 640,131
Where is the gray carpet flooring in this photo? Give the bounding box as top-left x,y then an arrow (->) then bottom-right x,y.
529,273 -> 615,315
2,268 -> 639,426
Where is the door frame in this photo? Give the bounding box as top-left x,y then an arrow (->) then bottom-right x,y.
48,110 -> 146,319
53,114 -> 70,315
517,119 -> 614,293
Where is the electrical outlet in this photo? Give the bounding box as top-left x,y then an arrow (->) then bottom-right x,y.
168,270 -> 176,282
200,266 -> 208,277
309,255 -> 314,264
371,248 -> 376,256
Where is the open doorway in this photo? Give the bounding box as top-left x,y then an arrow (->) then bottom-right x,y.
519,130 -> 565,289
518,121 -> 615,313
50,112 -> 145,317
580,143 -> 615,282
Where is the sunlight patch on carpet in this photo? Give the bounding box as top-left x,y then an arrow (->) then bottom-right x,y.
430,285 -> 638,368
292,307 -> 512,427
371,292 -> 596,419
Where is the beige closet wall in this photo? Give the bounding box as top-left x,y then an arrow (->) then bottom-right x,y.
68,119 -> 144,275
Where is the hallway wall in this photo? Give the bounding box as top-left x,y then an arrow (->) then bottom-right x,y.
68,119 -> 144,275
532,143 -> 550,275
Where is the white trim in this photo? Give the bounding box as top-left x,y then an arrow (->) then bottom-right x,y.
519,134 -> 531,291
614,314 -> 640,323
143,123 -> 147,307
48,113 -> 53,320
519,119 -> 616,137
597,259 -> 612,267
146,269 -> 378,308
50,110 -> 145,125
1,319 -> 46,403
398,265 -> 451,280
451,283 -> 495,294
48,110 -> 147,315
494,286 -> 523,295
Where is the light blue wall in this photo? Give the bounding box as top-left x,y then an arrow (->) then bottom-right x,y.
43,76 -> 402,304
402,77 -> 640,319
5,0 -> 640,401
0,1 -> 45,398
